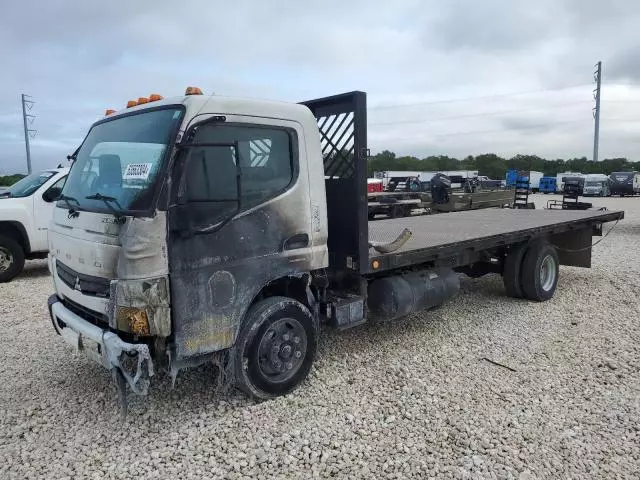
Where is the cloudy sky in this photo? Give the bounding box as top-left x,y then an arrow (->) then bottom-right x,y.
2,0 -> 640,174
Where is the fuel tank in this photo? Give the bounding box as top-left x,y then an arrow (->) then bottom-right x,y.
367,268 -> 460,321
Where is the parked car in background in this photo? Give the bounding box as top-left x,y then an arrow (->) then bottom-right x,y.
583,174 -> 611,197
0,167 -> 69,282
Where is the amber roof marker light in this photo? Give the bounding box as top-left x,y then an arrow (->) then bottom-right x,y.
185,86 -> 203,95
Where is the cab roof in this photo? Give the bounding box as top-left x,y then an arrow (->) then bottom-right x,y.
102,93 -> 316,129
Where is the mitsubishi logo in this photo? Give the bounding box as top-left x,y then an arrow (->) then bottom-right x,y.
74,277 -> 81,291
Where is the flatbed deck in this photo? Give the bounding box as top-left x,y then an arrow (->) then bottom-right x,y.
368,208 -> 623,271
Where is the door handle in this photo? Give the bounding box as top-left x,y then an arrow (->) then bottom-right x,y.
283,233 -> 309,251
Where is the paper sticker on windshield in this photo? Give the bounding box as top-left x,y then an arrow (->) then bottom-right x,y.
123,163 -> 152,180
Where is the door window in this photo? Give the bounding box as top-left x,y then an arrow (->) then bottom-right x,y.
42,176 -> 67,203
185,124 -> 295,210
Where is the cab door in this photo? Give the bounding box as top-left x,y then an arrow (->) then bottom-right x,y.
32,174 -> 67,252
167,116 -> 314,360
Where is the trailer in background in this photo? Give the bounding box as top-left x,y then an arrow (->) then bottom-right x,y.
609,171 -> 640,196
560,175 -> 585,195
539,177 -> 557,194
556,172 -> 582,193
367,178 -> 383,193
506,170 -> 543,192
583,174 -> 611,197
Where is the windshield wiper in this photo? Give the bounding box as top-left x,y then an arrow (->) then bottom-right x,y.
85,192 -> 125,219
59,194 -> 80,214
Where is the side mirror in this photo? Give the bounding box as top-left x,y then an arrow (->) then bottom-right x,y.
43,187 -> 62,203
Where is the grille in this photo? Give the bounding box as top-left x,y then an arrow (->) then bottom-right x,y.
60,296 -> 109,329
56,260 -> 111,298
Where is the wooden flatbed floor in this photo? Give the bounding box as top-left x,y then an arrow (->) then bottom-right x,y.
368,208 -> 623,268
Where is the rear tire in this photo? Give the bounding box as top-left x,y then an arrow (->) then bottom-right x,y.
234,296 -> 318,400
0,235 -> 25,283
502,243 -> 528,298
520,242 -> 559,301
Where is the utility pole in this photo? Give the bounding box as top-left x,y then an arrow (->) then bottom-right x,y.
21,94 -> 36,174
592,61 -> 602,162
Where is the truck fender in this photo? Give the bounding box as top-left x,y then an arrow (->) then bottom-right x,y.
0,221 -> 31,254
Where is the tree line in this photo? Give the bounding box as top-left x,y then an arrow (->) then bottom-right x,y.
0,174 -> 25,187
368,151 -> 640,180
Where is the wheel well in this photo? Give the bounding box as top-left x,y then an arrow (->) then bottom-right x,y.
0,222 -> 29,254
251,275 -> 313,312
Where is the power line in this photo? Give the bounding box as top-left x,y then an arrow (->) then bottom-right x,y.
369,100 -> 592,126
369,84 -> 591,110
377,119 -> 589,143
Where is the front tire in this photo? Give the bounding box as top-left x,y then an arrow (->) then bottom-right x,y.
520,242 -> 559,301
0,235 -> 25,283
234,296 -> 318,400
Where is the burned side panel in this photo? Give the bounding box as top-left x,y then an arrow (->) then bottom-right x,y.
169,205 -> 314,359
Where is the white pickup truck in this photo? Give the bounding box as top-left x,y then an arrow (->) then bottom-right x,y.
0,167 -> 69,282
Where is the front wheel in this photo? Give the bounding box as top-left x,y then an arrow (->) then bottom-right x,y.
0,235 -> 25,283
234,296 -> 318,399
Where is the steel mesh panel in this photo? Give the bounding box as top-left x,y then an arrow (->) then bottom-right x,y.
315,112 -> 355,178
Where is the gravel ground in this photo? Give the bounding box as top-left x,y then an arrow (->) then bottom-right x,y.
1,194 -> 639,479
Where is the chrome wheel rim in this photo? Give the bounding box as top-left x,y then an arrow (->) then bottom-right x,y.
0,246 -> 13,273
540,255 -> 556,291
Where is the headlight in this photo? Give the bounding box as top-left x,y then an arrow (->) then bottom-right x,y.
112,277 -> 171,337
115,306 -> 151,336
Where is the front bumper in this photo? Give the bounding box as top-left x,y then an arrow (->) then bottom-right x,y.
47,295 -> 154,394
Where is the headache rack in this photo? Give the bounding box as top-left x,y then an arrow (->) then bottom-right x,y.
301,91 -> 369,274
547,179 -> 592,210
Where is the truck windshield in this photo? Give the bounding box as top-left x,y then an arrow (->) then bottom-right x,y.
61,107 -> 182,214
0,171 -> 56,198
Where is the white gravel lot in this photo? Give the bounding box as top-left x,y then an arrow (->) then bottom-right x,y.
1,194 -> 639,479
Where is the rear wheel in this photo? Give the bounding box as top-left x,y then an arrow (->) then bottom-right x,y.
502,242 -> 528,298
520,242 -> 559,301
0,235 -> 25,283
234,296 -> 318,399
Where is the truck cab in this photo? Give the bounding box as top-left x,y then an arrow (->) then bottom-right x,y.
0,167 -> 69,282
47,89 -> 330,402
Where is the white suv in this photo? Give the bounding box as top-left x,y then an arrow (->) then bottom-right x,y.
0,167 -> 69,282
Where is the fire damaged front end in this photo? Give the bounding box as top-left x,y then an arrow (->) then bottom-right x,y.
47,209 -> 171,406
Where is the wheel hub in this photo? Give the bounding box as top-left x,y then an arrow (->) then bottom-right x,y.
257,318 -> 307,381
0,247 -> 13,273
540,254 -> 557,291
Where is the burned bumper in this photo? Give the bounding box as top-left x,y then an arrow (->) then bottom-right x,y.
47,295 -> 154,395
